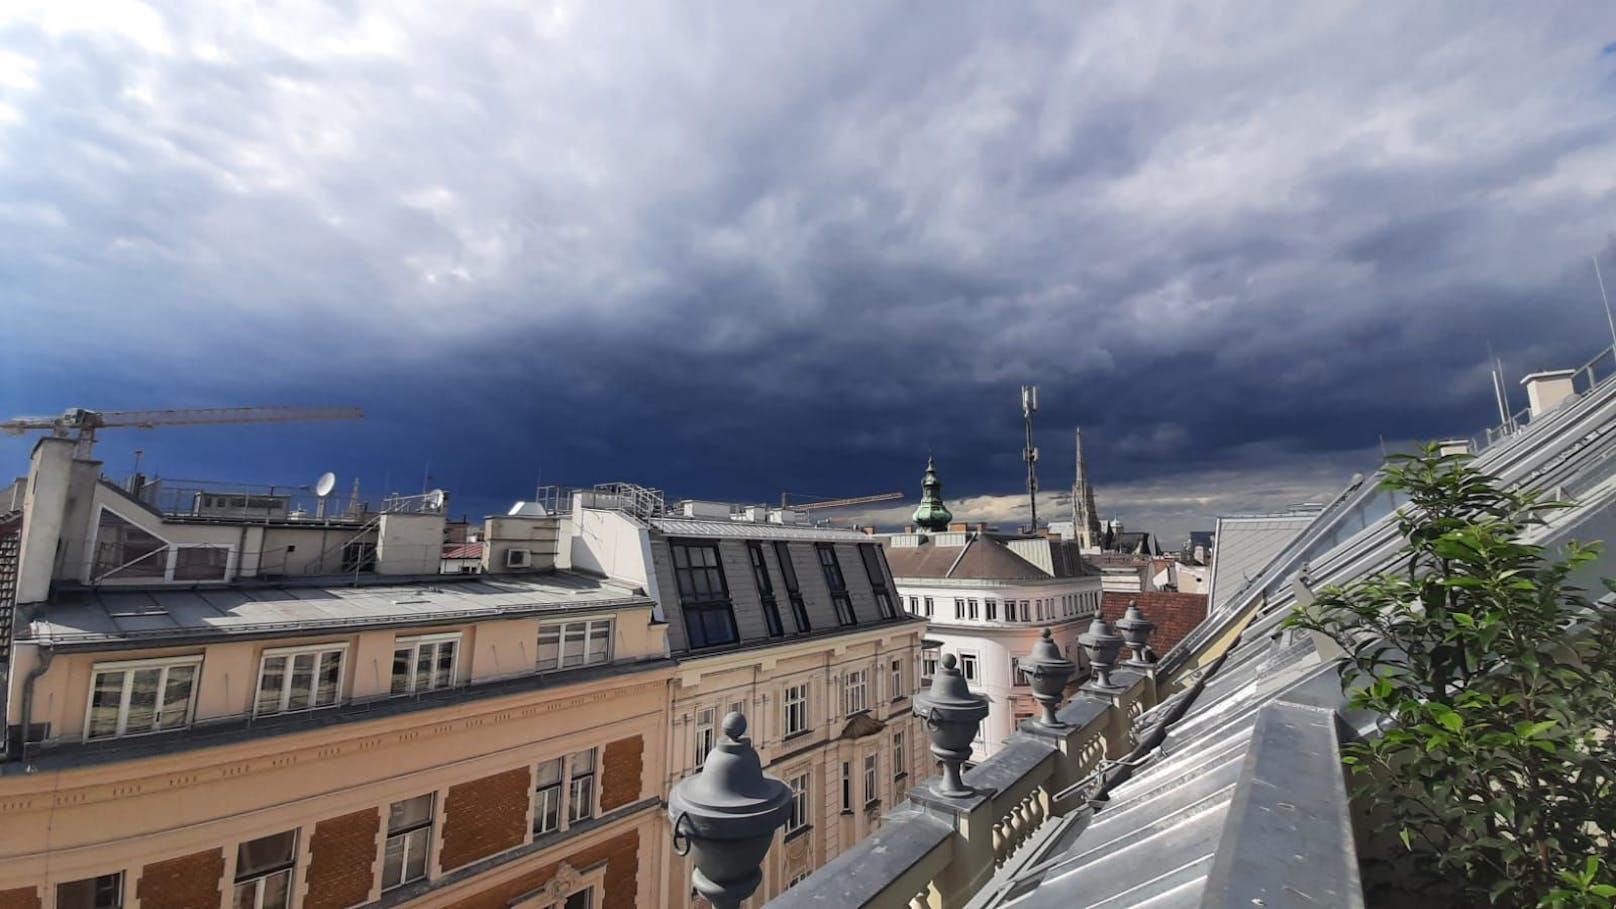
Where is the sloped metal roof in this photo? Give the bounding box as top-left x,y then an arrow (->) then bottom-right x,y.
1205,514 -> 1316,615
648,516 -> 871,542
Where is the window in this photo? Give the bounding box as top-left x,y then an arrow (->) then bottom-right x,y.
787,773 -> 810,833
533,749 -> 597,836
816,543 -> 856,626
671,541 -> 739,648
340,540 -> 376,573
921,648 -> 939,684
57,873 -> 122,909
967,598 -> 979,620
382,794 -> 434,890
534,757 -> 564,834
841,761 -> 852,813
784,683 -> 808,736
959,653 -> 979,684
746,543 -> 785,637
845,669 -> 868,715
565,889 -> 593,909
85,656 -> 200,740
890,658 -> 903,701
391,634 -> 458,695
907,595 -> 919,614
568,749 -> 596,823
173,545 -> 231,581
864,753 -> 878,806
923,596 -> 934,617
537,618 -> 613,671
234,830 -> 297,909
893,731 -> 906,779
694,707 -> 717,768
1019,600 -> 1031,622
91,508 -> 166,580
985,599 -> 998,621
255,644 -> 344,716
773,542 -> 811,632
857,543 -> 896,620
953,598 -> 964,620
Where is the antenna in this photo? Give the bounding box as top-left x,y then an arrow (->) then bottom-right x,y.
1021,385 -> 1040,531
314,471 -> 336,519
1487,341 -> 1509,428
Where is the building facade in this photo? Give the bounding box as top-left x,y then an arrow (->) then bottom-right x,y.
565,492 -> 930,907
1,438 -> 674,909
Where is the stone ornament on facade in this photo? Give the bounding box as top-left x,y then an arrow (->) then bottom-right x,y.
1113,599 -> 1157,667
668,712 -> 793,909
912,653 -> 990,797
1018,627 -> 1077,729
1078,617 -> 1124,691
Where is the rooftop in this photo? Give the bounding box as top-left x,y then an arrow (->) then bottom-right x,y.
26,571 -> 650,648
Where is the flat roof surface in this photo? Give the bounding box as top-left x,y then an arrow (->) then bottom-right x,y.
26,572 -> 650,646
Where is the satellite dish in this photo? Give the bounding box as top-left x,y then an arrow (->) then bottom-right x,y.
426,489 -> 446,511
314,472 -> 337,497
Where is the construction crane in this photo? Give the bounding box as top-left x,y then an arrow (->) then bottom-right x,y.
779,491 -> 903,511
2,406 -> 364,456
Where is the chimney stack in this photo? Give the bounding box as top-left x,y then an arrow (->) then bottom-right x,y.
1520,369 -> 1577,419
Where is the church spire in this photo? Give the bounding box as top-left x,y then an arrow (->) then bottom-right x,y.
911,455 -> 953,532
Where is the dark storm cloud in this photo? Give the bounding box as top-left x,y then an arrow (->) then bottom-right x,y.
2,1 -> 1615,541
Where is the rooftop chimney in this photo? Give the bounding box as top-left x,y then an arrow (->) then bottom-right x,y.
1520,369 -> 1577,419
1437,439 -> 1472,458
949,522 -> 968,532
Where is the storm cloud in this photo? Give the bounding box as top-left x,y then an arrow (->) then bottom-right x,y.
2,2 -> 1614,541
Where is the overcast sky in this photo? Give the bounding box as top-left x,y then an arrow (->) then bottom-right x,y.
2,2 -> 1614,542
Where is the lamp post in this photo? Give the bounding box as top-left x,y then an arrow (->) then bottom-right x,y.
1113,599 -> 1156,667
1018,627 -> 1077,729
668,712 -> 793,909
914,653 -> 990,797
1078,617 -> 1125,691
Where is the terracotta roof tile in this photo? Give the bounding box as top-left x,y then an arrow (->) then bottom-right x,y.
1102,591 -> 1208,656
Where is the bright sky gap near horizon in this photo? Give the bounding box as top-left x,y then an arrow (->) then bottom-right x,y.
2,2 -> 1614,543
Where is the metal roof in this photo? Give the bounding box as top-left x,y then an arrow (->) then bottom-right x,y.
26,572 -> 651,647
1205,514 -> 1316,615
647,517 -> 873,542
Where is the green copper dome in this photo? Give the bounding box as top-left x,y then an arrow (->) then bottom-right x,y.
912,455 -> 953,532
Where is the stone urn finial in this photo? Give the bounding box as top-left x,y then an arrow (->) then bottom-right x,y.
668,712 -> 793,909
913,653 -> 990,797
1114,599 -> 1157,667
1079,617 -> 1125,690
1019,627 -> 1077,729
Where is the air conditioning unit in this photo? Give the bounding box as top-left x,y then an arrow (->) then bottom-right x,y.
505,548 -> 532,569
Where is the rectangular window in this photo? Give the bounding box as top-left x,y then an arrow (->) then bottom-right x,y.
173,545 -> 230,581
921,648 -> 939,684
92,508 -> 167,580
890,658 -> 903,701
537,618 -> 613,671
340,540 -> 377,573
564,888 -> 594,909
391,634 -> 459,695
568,749 -> 596,823
254,644 -> 345,717
841,761 -> 852,813
960,653 -> 979,684
985,599 -> 998,621
694,707 -> 716,768
233,830 -> 297,909
773,542 -> 811,632
864,753 -> 878,806
907,595 -> 919,614
845,669 -> 868,715
784,683 -> 808,736
534,757 -> 564,835
816,544 -> 856,626
923,596 -> 934,617
85,656 -> 200,740
787,773 -> 810,833
57,873 -> 122,909
893,731 -> 906,779
953,598 -> 964,620
857,543 -> 896,620
382,794 -> 434,891
967,598 -> 979,620
747,543 -> 785,637
671,541 -> 740,648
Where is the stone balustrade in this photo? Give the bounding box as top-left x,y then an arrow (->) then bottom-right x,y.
763,669 -> 1154,909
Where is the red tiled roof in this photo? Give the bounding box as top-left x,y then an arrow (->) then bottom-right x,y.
442,542 -> 484,560
1102,591 -> 1208,656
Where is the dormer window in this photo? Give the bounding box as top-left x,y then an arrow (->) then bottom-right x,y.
85,655 -> 201,740
670,541 -> 739,648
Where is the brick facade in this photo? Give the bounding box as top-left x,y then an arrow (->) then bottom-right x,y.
1102,591 -> 1208,656
136,847 -> 224,909
303,807 -> 381,909
0,887 -> 39,909
441,767 -> 533,871
454,829 -> 640,909
599,735 -> 643,812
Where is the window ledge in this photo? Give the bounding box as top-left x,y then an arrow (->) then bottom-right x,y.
892,772 -> 908,782
783,825 -> 813,844
782,729 -> 812,743
840,809 -> 854,817
863,799 -> 881,811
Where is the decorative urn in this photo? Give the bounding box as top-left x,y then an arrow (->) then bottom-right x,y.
1114,599 -> 1157,666
1018,627 -> 1077,729
1078,617 -> 1125,690
667,713 -> 793,909
913,653 -> 990,797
